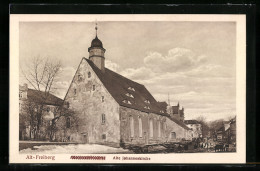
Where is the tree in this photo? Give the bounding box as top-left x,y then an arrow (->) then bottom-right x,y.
196,116 -> 210,138
21,56 -> 61,140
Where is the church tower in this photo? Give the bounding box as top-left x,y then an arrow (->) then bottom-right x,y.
88,23 -> 106,72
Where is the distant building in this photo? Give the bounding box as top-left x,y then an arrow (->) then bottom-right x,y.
184,120 -> 202,138
215,118 -> 236,144
167,102 -> 185,122
19,84 -> 63,140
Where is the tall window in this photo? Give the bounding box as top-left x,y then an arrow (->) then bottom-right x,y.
74,89 -> 77,95
92,85 -> 95,91
88,72 -> 91,78
138,116 -> 142,138
130,116 -> 134,138
101,114 -> 106,124
171,132 -> 176,139
149,119 -> 153,138
158,121 -> 161,138
66,117 -> 71,128
101,96 -> 104,102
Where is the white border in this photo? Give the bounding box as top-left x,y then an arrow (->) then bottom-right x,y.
9,14 -> 246,164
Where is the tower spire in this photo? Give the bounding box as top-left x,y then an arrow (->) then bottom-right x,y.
95,21 -> 98,37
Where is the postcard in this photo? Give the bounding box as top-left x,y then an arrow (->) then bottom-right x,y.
10,14 -> 246,163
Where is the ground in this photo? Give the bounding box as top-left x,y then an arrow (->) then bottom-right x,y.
20,143 -> 132,154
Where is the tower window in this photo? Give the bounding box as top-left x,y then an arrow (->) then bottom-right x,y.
101,96 -> 104,102
74,89 -> 77,95
88,72 -> 91,78
92,85 -> 95,91
101,114 -> 106,124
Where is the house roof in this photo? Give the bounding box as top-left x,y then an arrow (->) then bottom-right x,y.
27,89 -> 63,106
85,58 -> 190,130
184,120 -> 201,125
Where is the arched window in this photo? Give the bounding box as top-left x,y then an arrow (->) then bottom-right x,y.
158,121 -> 161,138
88,72 -> 91,78
66,117 -> 71,128
171,132 -> 176,139
149,118 -> 153,138
130,116 -> 134,138
138,116 -> 142,138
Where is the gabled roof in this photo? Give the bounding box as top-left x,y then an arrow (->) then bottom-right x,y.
27,89 -> 63,106
85,58 -> 167,115
85,58 -> 190,130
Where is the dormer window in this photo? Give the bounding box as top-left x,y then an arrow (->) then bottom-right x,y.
144,106 -> 150,110
144,99 -> 150,104
125,93 -> 134,98
128,87 -> 135,91
123,100 -> 132,105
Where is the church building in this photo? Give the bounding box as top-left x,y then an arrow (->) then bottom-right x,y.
61,25 -> 192,147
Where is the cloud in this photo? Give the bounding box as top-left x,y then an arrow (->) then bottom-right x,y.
144,48 -> 207,73
105,60 -> 119,72
120,67 -> 155,80
118,47 -> 236,121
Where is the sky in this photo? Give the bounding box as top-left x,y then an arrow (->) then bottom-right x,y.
19,21 -> 236,121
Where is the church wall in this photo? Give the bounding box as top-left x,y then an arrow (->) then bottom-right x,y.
61,59 -> 120,147
119,106 -> 190,146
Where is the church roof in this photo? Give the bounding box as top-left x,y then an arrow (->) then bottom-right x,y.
85,58 -> 190,130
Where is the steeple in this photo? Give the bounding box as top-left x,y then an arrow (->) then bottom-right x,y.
95,22 -> 98,37
88,21 -> 106,72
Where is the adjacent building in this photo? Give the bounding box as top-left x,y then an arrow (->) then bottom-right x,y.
19,84 -> 63,140
184,120 -> 202,138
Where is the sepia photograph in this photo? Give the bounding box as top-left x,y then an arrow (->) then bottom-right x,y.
10,14 -> 246,163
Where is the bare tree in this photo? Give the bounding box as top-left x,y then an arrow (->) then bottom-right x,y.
196,116 -> 210,138
21,56 -> 62,140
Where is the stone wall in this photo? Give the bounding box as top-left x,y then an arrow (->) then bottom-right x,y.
62,58 -> 120,147
119,106 -> 190,146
